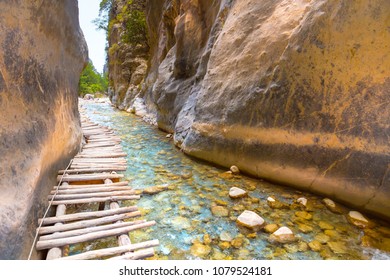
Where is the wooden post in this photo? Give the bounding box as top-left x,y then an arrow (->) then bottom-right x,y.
46,183 -> 68,260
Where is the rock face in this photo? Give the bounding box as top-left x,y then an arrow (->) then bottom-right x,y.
0,1 -> 87,259
108,0 -> 390,220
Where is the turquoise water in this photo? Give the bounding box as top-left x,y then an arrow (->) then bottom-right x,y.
75,100 -> 390,260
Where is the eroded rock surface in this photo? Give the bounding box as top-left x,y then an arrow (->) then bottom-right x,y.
108,0 -> 390,220
0,0 -> 87,259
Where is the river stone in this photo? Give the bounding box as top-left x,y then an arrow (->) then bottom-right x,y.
327,241 -> 348,254
171,216 -> 192,230
308,240 -> 322,252
219,171 -> 234,179
220,232 -> 233,242
203,234 -> 212,245
269,226 -> 296,244
315,233 -> 330,244
143,185 -> 168,195
230,165 -> 240,174
264,224 -> 279,233
347,211 -> 371,228
181,171 -> 193,179
318,221 -> 334,230
267,197 -> 289,209
190,242 -> 211,258
297,197 -> 308,207
219,241 -> 231,250
298,223 -> 314,233
236,210 -> 265,231
322,198 -> 344,214
231,237 -> 245,249
295,211 -> 312,220
229,187 -> 247,199
211,206 -> 229,217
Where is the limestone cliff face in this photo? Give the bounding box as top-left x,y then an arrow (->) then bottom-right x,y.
0,0 -> 87,259
109,0 -> 390,220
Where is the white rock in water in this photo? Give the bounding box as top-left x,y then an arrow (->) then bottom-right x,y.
229,187 -> 247,198
230,165 -> 240,174
236,210 -> 265,231
269,226 -> 296,243
323,198 -> 336,208
267,197 -> 275,202
348,211 -> 371,228
297,197 -> 307,206
220,232 -> 233,242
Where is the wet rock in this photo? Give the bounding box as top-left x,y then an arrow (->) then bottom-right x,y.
246,184 -> 257,191
295,211 -> 313,220
229,187 -> 248,199
264,224 -> 279,234
324,230 -> 341,239
230,165 -> 240,175
327,241 -> 348,254
247,233 -> 257,239
318,221 -> 334,230
347,211 -> 372,228
251,197 -> 260,204
219,241 -> 231,250
267,197 -> 289,209
166,134 -> 173,138
219,171 -> 234,179
181,171 -> 193,179
232,205 -> 246,212
203,234 -> 212,245
322,198 -> 344,214
190,241 -> 211,258
211,249 -> 227,260
171,216 -> 192,230
236,210 -> 265,231
142,184 -> 168,195
214,199 -> 228,206
211,206 -> 229,217
269,226 -> 296,244
308,240 -> 322,252
315,233 -> 330,244
236,249 -> 251,259
220,232 -> 233,242
231,237 -> 245,249
297,197 -> 308,207
298,241 -> 309,252
298,223 -> 313,233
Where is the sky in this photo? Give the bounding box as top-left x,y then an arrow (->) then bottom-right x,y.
78,0 -> 107,73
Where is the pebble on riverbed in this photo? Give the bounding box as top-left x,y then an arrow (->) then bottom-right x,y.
268,226 -> 296,244
236,210 -> 265,231
347,211 -> 373,228
229,187 -> 248,199
322,198 -> 344,214
230,165 -> 240,175
267,196 -> 289,209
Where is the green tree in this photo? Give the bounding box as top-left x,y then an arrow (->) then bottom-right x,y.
78,61 -> 108,96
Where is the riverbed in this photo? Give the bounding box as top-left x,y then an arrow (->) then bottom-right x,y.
70,99 -> 390,260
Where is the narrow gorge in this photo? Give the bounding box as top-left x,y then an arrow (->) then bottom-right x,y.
107,0 -> 390,221
0,0 -> 389,260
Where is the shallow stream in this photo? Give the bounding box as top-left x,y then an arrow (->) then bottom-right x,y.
70,100 -> 390,260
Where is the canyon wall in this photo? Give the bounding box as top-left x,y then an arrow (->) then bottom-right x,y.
0,0 -> 87,259
108,0 -> 390,220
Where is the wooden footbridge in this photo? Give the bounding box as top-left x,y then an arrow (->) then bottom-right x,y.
34,112 -> 159,260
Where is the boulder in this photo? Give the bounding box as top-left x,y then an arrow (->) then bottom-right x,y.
229,187 -> 248,199
236,210 -> 265,231
269,227 -> 296,244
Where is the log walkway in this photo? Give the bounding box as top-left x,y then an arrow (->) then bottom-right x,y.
35,113 -> 159,260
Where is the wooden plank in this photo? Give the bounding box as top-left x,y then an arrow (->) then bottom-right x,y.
39,206 -> 138,225
108,248 -> 155,260
48,190 -> 136,201
50,195 -> 140,205
83,144 -> 121,149
75,154 -> 127,159
72,159 -> 127,163
58,240 -> 159,260
46,203 -> 66,260
59,167 -> 127,174
50,186 -> 133,195
58,173 -> 124,182
55,181 -> 129,189
70,164 -> 127,169
40,220 -> 148,241
38,211 -> 142,235
36,221 -> 156,250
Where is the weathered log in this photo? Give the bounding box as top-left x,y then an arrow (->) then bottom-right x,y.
40,220 -> 147,241
59,167 -> 127,174
38,211 -> 142,235
58,173 -> 124,182
46,203 -> 66,260
75,153 -> 126,159
58,240 -> 159,260
39,206 -> 138,225
48,190 -> 136,201
50,186 -> 133,195
50,195 -> 140,205
36,221 -> 156,250
54,181 -> 130,189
